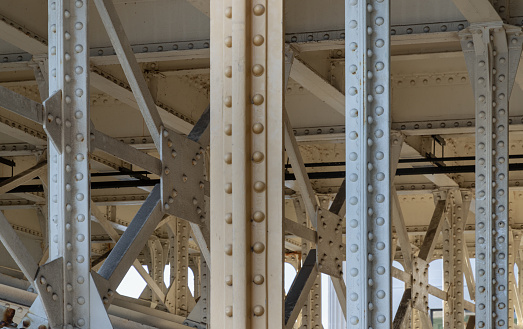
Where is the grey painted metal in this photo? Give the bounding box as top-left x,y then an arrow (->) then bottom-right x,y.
184,258 -> 209,328
187,105 -> 210,144
0,211 -> 38,282
316,208 -> 343,278
98,184 -> 164,288
0,86 -> 43,124
42,90 -> 62,153
93,0 -> 164,150
460,24 -> 523,329
160,127 -> 205,226
284,217 -> 317,243
392,288 -> 411,329
345,0 -> 391,328
284,110 -> 318,228
91,129 -> 162,176
417,200 -> 446,262
284,249 -> 318,328
45,0 -> 93,327
0,161 -> 46,195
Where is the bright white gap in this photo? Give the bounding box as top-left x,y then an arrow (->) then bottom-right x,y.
117,265 -> 148,298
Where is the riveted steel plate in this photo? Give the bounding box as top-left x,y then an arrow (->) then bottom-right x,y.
316,207 -> 343,278
412,256 -> 429,312
160,127 -> 205,225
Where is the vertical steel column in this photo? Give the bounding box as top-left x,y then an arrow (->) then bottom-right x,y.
443,190 -> 466,329
508,229 -> 515,329
175,219 -> 190,316
47,1 -> 90,327
295,198 -> 312,329
442,205 -> 454,329
346,0 -> 391,327
210,0 -> 284,327
460,24 -> 523,329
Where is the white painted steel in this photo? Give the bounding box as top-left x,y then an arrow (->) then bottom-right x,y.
346,0 -> 392,328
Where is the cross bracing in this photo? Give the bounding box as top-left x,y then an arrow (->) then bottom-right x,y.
1,0 -> 523,329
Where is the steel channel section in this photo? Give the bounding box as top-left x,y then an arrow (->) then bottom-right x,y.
210,0 -> 284,327
346,0 -> 391,328
442,191 -> 465,329
175,219 -> 190,316
459,24 -> 522,329
47,1 -> 91,327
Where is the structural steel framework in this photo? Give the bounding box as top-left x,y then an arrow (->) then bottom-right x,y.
2,0 -> 523,329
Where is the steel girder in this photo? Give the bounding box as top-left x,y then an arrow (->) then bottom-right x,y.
460,23 -> 523,329
345,0 -> 392,328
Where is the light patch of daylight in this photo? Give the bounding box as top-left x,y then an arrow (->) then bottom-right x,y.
322,273 -> 329,328
285,263 -> 297,294
117,265 -> 148,298
163,264 -> 195,295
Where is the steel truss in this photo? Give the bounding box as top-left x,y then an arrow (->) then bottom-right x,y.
2,0 -> 523,328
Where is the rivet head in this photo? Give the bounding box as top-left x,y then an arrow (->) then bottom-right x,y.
253,4 -> 265,15
252,94 -> 264,105
224,152 -> 232,164
252,242 -> 265,253
253,211 -> 265,222
225,182 -> 232,194
225,36 -> 232,48
225,6 -> 232,18
252,151 -> 264,163
225,275 -> 233,286
225,213 -> 232,224
252,64 -> 264,76
253,274 -> 265,285
253,305 -> 265,316
252,122 -> 264,134
224,124 -> 232,136
225,66 -> 232,78
225,244 -> 233,255
224,96 -> 232,107
225,305 -> 233,317
253,34 -> 265,46
253,181 -> 266,192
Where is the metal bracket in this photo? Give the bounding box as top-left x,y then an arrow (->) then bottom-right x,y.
33,258 -> 64,329
160,127 -> 205,226
411,257 -> 430,313
42,90 -> 62,154
91,271 -> 114,309
316,207 -> 343,278
19,303 -> 50,329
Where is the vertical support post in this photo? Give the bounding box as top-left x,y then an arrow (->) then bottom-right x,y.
509,228 -> 515,329
295,198 -> 312,329
210,0 -> 284,327
443,190 -> 465,329
442,202 -> 454,329
174,219 -> 190,316
346,0 -> 391,327
460,24 -> 523,329
46,0 -> 91,327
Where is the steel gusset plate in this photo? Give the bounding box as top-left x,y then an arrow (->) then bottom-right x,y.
160,127 -> 205,225
316,207 -> 343,278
